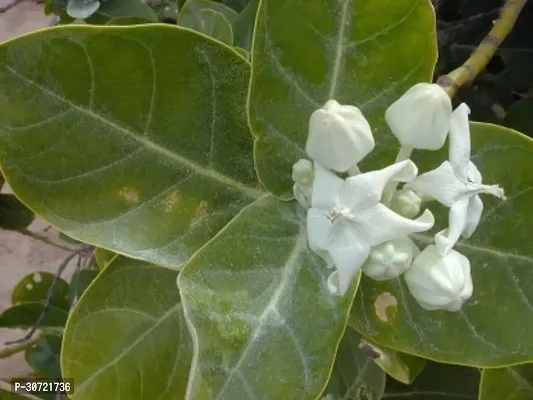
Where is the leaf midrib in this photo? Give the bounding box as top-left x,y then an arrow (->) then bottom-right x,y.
2,63 -> 262,200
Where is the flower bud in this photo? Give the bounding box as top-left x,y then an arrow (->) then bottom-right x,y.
385,83 -> 452,150
362,237 -> 418,281
404,245 -> 473,312
306,100 -> 374,172
292,159 -> 314,209
390,189 -> 422,219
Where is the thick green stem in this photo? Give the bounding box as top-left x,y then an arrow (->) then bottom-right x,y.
438,0 -> 527,97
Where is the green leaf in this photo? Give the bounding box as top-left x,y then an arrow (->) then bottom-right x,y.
479,364 -> 533,400
359,338 -> 425,384
61,256 -> 192,399
503,99 -> 533,138
59,231 -> 81,244
12,272 -> 69,310
25,334 -> 62,378
0,303 -> 68,329
352,123 -> 533,367
178,195 -> 360,400
67,269 -> 99,304
189,9 -> 234,45
105,16 -> 155,26
178,0 -> 239,26
323,329 -> 385,400
0,25 -> 261,270
93,247 -> 117,270
85,0 -> 158,24
0,194 -> 34,230
382,361 -> 479,399
248,0 -> 437,197
231,0 -> 259,50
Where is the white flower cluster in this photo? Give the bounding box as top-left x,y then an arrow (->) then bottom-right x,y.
293,83 -> 506,312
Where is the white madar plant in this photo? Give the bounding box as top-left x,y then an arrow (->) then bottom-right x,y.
295,86 -> 506,311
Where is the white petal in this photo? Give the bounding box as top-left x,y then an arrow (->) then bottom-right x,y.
328,222 -> 370,295
355,204 -> 434,247
306,100 -> 375,172
449,103 -> 471,180
385,83 -> 452,150
405,161 -> 466,207
463,195 -> 483,238
310,162 -> 343,209
340,160 -> 418,210
306,208 -> 333,252
435,197 -> 469,255
67,0 -> 100,18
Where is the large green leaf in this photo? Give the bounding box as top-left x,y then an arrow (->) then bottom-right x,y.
0,25 -> 261,270
382,361 -> 479,399
25,334 -> 62,378
248,0 -> 437,197
0,194 -> 34,230
181,9 -> 234,45
178,195 -> 360,400
61,256 -> 192,400
178,0 -> 239,26
352,123 -> 533,367
322,329 -> 385,400
479,364 -> 533,400
0,303 -> 67,329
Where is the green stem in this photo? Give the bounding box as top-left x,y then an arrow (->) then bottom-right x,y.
438,0 -> 527,98
0,336 -> 39,359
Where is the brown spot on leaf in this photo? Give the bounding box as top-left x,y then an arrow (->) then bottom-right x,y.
163,191 -> 181,212
374,292 -> 398,323
191,201 -> 208,227
119,186 -> 140,203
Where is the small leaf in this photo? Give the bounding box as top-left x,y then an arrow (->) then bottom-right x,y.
178,195 -> 360,400
67,269 -> 99,304
12,272 -> 69,310
479,364 -> 533,400
248,0 -> 438,197
93,247 -> 117,270
503,99 -> 533,138
359,338 -> 425,384
0,194 -> 34,230
383,361 -> 479,399
61,256 -> 192,399
0,25 -> 261,270
66,0 -> 100,19
25,335 -> 62,378
352,123 -> 533,367
59,232 -> 81,244
0,303 -> 68,329
86,0 -> 157,24
178,0 -> 239,26
192,9 -> 234,45
323,329 -> 385,400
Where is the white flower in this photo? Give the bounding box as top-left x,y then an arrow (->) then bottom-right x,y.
306,100 -> 374,172
307,160 -> 435,296
292,159 -> 314,209
67,0 -> 100,19
390,189 -> 422,219
385,83 -> 452,150
404,245 -> 473,311
362,237 -> 420,281
405,104 -> 506,255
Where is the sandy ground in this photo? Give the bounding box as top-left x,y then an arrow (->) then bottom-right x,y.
0,0 -> 63,378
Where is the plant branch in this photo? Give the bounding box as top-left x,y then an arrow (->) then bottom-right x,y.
4,245 -> 92,346
437,0 -> 527,98
0,336 -> 39,358
17,229 -> 74,252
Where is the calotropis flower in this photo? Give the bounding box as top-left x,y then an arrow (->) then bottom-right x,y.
306,100 -> 374,172
406,103 -> 506,255
292,159 -> 314,209
307,160 -> 435,296
362,237 -> 420,281
404,245 -> 473,311
385,83 -> 452,150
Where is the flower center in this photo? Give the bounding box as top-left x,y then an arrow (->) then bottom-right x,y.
327,204 -> 353,223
